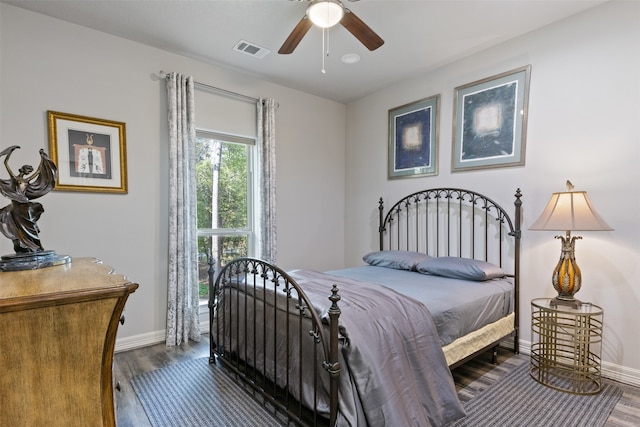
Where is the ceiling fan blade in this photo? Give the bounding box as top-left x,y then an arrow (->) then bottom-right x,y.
278,16 -> 313,54
340,9 -> 384,51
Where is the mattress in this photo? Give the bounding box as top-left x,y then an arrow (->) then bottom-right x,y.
324,265 -> 514,347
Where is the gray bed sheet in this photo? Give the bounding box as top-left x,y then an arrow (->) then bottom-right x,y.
324,265 -> 514,347
289,269 -> 465,426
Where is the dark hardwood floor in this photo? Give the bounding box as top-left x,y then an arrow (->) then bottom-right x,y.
114,337 -> 210,427
114,336 -> 640,426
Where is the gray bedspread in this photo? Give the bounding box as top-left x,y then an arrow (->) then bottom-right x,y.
289,269 -> 466,427
325,266 -> 513,347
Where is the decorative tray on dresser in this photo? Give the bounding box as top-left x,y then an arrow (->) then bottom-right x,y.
0,257 -> 138,427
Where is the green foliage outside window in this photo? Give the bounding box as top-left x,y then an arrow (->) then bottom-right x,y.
196,137 -> 250,298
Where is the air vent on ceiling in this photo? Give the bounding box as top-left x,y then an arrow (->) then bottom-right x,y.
233,40 -> 271,59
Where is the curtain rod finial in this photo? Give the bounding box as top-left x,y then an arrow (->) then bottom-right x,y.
151,71 -> 168,81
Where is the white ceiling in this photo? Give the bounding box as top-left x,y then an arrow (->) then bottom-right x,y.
3,0 -> 608,103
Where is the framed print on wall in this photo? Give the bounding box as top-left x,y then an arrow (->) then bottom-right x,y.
452,65 -> 531,172
47,111 -> 128,193
388,94 -> 440,179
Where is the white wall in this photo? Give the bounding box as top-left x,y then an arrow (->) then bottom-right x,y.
345,0 -> 640,379
0,4 -> 346,348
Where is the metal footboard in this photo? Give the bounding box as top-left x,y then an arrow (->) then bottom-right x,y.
208,257 -> 341,426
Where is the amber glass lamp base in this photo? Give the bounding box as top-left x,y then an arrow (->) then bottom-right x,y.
550,231 -> 583,309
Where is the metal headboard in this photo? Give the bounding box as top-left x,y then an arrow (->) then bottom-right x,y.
379,188 -> 521,270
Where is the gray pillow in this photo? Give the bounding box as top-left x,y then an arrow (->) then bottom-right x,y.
363,250 -> 432,271
415,257 -> 505,281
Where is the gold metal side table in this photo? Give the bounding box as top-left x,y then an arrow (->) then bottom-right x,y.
530,298 -> 603,395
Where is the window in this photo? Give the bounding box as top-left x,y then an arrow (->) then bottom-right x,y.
196,130 -> 256,300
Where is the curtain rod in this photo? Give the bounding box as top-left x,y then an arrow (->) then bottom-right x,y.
155,71 -> 259,104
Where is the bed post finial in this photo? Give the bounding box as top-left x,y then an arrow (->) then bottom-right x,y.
512,189 -> 522,239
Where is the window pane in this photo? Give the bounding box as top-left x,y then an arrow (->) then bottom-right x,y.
196,131 -> 254,302
197,235 -> 249,300
196,137 -> 248,230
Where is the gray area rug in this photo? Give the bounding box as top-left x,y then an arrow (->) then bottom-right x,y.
131,357 -> 284,427
132,356 -> 622,427
447,362 -> 623,427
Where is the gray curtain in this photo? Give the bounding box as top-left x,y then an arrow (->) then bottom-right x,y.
257,98 -> 277,264
166,72 -> 200,346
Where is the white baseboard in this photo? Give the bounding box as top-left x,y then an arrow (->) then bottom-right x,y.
115,320 -> 210,353
518,339 -> 640,388
601,362 -> 640,388
115,330 -> 165,352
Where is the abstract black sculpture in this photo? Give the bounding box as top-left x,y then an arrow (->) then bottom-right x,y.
0,145 -> 70,271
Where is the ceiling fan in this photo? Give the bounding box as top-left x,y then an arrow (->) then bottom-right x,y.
278,0 -> 384,54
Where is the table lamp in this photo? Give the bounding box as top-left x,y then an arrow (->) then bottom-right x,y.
529,181 -> 613,308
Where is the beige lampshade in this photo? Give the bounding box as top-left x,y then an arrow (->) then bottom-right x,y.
529,191 -> 613,231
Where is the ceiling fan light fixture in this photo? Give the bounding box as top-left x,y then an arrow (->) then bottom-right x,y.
307,0 -> 344,28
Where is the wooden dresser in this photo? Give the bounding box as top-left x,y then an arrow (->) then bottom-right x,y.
0,257 -> 138,426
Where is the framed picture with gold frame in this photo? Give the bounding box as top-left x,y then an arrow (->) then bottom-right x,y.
388,94 -> 439,179
47,111 -> 127,193
452,65 -> 531,172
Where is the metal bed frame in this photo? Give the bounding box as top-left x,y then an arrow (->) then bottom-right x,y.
209,187 -> 522,426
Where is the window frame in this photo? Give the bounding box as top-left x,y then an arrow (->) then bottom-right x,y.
195,129 -> 258,302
